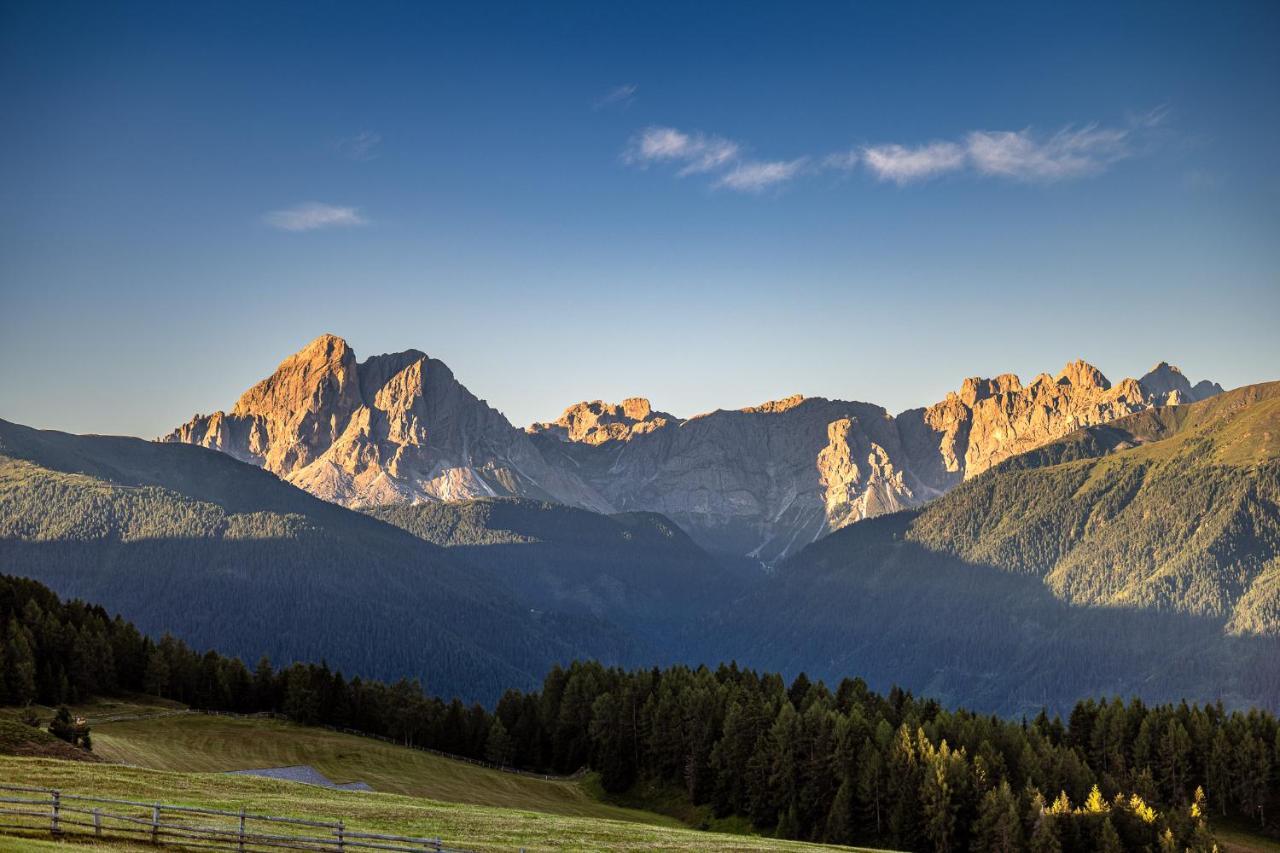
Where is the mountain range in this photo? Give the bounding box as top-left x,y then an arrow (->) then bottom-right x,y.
165,334 -> 1223,561
3,337 -> 1273,714
712,381 -> 1280,714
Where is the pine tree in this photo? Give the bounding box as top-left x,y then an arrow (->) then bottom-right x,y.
1084,784 -> 1109,814
855,738 -> 886,839
920,743 -> 958,853
485,717 -> 513,766
886,723 -> 921,849
775,803 -> 800,839
1157,719 -> 1192,803
973,780 -> 1023,853
1206,729 -> 1232,816
1028,815 -> 1062,853
143,650 -> 170,698
48,705 -> 76,743
5,622 -> 37,705
1097,816 -> 1123,853
823,778 -> 854,844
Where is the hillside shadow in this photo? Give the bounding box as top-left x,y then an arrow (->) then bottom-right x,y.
708,513 -> 1280,717
0,536 -> 640,705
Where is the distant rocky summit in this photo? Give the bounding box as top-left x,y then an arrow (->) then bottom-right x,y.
165,335 -> 1222,561
164,334 -> 610,511
528,397 -> 677,445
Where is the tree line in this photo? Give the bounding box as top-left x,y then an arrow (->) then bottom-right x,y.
3,573 -> 1277,851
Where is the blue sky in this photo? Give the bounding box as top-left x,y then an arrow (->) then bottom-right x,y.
1,1 -> 1277,437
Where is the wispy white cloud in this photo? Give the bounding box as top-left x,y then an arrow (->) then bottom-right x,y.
966,125 -> 1130,182
624,126 -> 741,176
862,141 -> 967,184
620,110 -> 1163,193
263,202 -> 367,232
716,158 -> 809,192
594,84 -> 638,110
335,131 -> 382,161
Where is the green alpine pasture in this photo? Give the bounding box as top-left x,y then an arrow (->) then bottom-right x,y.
0,756 -> 870,852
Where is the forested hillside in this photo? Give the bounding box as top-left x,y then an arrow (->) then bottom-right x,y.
0,419 -> 634,702
719,384 -> 1280,715
909,381 -> 1280,632
370,498 -> 754,652
3,574 -> 1273,852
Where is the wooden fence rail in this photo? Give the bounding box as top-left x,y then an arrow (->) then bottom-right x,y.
0,784 -> 468,852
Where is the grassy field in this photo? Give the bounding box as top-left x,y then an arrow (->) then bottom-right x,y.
88,712 -> 663,824
1217,823 -> 1280,853
0,757 -> 871,852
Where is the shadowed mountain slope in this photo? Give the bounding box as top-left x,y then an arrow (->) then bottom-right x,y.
0,419 -> 633,702
368,498 -> 756,656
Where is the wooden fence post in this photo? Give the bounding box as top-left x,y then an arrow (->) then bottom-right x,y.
238,807 -> 246,852
50,790 -> 60,834
151,803 -> 160,844
336,819 -> 345,852
94,807 -> 102,836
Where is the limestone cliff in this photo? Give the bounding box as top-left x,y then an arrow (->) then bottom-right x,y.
164,335 -> 611,511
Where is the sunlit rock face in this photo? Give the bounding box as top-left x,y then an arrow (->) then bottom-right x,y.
167,339 -> 1221,562
528,397 -> 678,445
163,334 -> 611,511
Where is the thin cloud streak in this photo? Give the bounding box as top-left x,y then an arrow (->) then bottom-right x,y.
966,125 -> 1131,182
594,84 -> 638,110
862,142 -> 966,184
716,158 -> 809,192
262,202 -> 367,232
335,131 -> 382,161
625,126 -> 740,175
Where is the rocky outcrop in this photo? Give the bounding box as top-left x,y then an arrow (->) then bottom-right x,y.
529,398 -> 678,445
910,360 -> 1154,479
164,334 -> 611,511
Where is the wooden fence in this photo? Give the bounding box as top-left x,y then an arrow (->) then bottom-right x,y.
0,784 -> 468,852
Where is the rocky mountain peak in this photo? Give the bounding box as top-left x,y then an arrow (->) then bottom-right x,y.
1055,359 -> 1111,391
621,397 -> 654,421
357,349 -> 429,404
957,374 -> 1023,406
742,394 -> 807,414
164,337 -> 610,511
1137,361 -> 1224,405
529,397 -> 679,445
231,333 -> 360,419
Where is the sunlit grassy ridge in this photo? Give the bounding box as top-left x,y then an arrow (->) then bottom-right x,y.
0,757 -> 865,852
